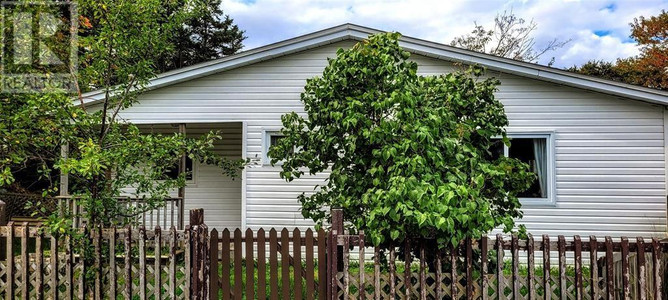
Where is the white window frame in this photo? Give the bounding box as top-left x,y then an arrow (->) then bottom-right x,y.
501,131 -> 556,207
262,130 -> 285,165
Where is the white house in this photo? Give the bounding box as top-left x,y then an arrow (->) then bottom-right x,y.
80,24 -> 668,238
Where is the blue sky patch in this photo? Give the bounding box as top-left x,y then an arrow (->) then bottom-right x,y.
594,30 -> 612,37
602,3 -> 617,11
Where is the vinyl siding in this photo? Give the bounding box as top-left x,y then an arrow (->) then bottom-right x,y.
116,40 -> 667,237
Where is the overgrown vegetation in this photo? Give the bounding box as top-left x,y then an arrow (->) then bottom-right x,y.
0,0 -> 247,296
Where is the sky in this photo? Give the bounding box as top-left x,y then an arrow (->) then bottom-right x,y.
223,0 -> 667,68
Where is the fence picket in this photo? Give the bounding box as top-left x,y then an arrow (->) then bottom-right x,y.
590,236 -> 598,300
527,234 -> 535,300
329,229 -> 338,300
50,232 -> 59,300
451,243 -> 457,300
343,233 -> 350,300
496,234 -> 503,300
79,225 -> 86,300
185,226 -> 192,299
652,238 -> 662,300
543,235 -> 550,300
621,237 -> 630,299
317,229 -> 326,300
436,247 -> 443,300
466,238 -> 473,300
359,231 -> 365,300
34,231 -> 44,299
169,226 -> 177,300
109,227 -> 117,300
374,246 -> 381,300
605,236 -> 614,300
209,229 -> 219,300
481,236 -> 488,300
281,228 -> 290,300
246,228 -> 255,300
512,235 -> 519,300
306,229 -> 315,300
420,241 -> 427,300
558,235 -> 566,300
5,223 -> 13,300
234,229 -> 243,300
293,228 -> 302,300
574,235 -> 583,300
66,231 -> 74,300
258,228 -> 267,300
124,226 -> 132,299
389,242 -> 396,299
405,238 -> 412,299
139,227 -> 147,300
94,226 -> 102,300
155,226 -> 162,300
270,228 -> 278,300
637,237 -> 647,300
20,224 -> 28,299
222,229 -> 231,300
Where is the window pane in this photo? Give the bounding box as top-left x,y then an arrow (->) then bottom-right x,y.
164,156 -> 193,181
508,138 -> 547,198
269,134 -> 293,156
270,135 -> 284,147
489,139 -> 504,160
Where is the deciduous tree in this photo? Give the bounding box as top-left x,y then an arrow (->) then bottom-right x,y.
270,33 -> 534,247
451,10 -> 570,65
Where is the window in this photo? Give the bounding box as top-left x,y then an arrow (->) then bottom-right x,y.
263,131 -> 292,164
492,133 -> 554,205
164,156 -> 194,181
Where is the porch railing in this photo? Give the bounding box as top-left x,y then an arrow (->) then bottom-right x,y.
56,196 -> 184,229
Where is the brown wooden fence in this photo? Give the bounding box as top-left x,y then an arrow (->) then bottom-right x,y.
326,206 -> 667,300
330,231 -> 666,300
0,208 -> 666,299
0,222 -> 192,299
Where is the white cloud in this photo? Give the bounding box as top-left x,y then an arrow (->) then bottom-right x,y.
223,0 -> 665,68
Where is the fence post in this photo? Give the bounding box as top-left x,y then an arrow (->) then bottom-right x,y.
331,208 -> 344,272
190,208 -> 209,300
328,208 -> 344,300
0,201 -> 6,225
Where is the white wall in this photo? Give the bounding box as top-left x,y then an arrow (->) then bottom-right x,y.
117,40 -> 667,238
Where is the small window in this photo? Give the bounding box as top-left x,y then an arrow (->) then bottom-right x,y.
164,156 -> 194,181
491,134 -> 554,205
264,131 -> 293,164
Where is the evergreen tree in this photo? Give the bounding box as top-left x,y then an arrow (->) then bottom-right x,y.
160,0 -> 246,72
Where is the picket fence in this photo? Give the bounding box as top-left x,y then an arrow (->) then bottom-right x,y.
0,208 -> 665,299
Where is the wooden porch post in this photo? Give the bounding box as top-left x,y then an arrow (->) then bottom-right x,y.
178,124 -> 186,229
59,143 -> 69,197
59,143 -> 70,225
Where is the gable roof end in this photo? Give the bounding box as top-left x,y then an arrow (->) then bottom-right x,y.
79,23 -> 668,106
